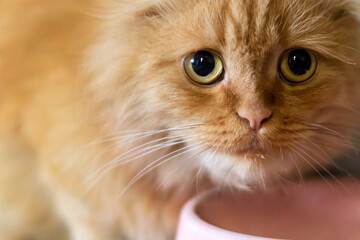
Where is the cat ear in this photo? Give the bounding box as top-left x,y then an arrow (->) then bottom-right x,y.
136,4 -> 166,18
130,0 -> 175,20
330,1 -> 357,22
332,8 -> 350,21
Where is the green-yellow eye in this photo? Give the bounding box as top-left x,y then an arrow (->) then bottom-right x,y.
279,49 -> 318,84
184,50 -> 224,85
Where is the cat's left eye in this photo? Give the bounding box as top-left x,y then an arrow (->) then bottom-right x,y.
183,50 -> 224,85
279,49 -> 318,84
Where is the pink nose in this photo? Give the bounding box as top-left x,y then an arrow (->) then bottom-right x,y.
237,109 -> 272,131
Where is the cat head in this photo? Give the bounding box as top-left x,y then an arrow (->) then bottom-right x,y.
87,0 -> 360,189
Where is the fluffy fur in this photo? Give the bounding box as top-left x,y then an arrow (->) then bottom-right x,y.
0,0 -> 359,239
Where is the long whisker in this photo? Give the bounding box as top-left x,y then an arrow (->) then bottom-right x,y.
117,141 -> 206,198
106,133 -> 200,167
157,148 -> 210,192
86,136 -> 197,192
277,146 -> 300,186
287,149 -> 305,186
292,141 -> 351,193
222,161 -> 238,193
155,166 -> 182,191
294,132 -> 357,181
82,124 -> 204,174
307,136 -> 357,153
303,122 -> 357,154
88,124 -> 203,146
290,141 -> 334,189
195,157 -> 208,194
195,149 -> 217,193
304,130 -> 359,158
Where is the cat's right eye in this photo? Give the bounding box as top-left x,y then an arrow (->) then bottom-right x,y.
183,50 -> 224,85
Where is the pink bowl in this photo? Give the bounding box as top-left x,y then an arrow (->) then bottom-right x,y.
176,179 -> 360,240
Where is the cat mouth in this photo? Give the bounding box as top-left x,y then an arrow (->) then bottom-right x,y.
204,136 -> 276,157
233,141 -> 268,156
234,148 -> 267,158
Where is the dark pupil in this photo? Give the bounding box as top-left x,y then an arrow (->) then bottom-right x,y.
288,49 -> 312,75
191,51 -> 215,77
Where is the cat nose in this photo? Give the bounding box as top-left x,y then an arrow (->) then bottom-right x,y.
237,108 -> 272,131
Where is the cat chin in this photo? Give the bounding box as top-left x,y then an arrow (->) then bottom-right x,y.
198,150 -> 294,190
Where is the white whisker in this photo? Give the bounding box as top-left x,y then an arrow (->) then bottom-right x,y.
288,150 -> 305,186
157,148 -> 209,191
117,141 -> 206,198
106,133 -> 199,166
290,141 -> 334,189
86,136 -> 193,192
87,123 -> 203,146
195,149 -> 217,193
304,122 -> 357,154
295,132 -> 357,180
155,166 -> 181,191
292,141 -> 352,194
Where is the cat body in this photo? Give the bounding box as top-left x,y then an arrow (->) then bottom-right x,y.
0,0 -> 360,239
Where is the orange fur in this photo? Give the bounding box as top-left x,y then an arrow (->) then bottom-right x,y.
1,0 -> 360,239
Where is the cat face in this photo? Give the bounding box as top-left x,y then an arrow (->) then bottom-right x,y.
89,0 -> 360,189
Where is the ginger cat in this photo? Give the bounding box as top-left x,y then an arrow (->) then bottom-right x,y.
0,0 -> 359,239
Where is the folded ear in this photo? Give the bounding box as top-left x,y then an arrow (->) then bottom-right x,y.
115,0 -> 178,20
134,0 -> 168,18
330,0 -> 358,22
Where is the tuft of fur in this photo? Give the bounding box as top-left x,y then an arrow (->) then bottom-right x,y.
0,0 -> 359,239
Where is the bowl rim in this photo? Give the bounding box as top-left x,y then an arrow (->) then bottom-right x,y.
177,189 -> 284,240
